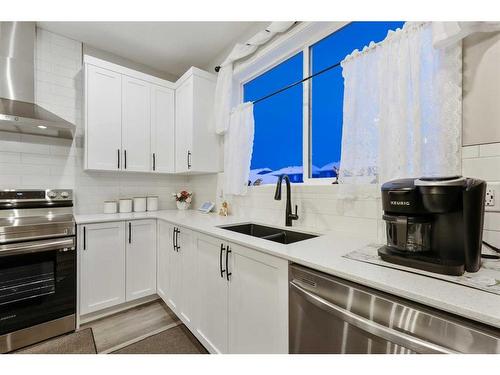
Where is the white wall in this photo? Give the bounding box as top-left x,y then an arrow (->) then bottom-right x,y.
463,32 -> 500,145
0,28 -> 188,214
202,22 -> 270,73
83,44 -> 179,82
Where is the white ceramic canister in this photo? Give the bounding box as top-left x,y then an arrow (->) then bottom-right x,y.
146,196 -> 159,211
103,200 -> 117,214
119,198 -> 133,213
133,197 -> 147,212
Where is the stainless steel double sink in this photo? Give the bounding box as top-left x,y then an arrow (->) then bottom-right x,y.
219,223 -> 318,245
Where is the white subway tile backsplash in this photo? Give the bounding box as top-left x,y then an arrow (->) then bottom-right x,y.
315,214 -> 378,239
479,143 -> 500,157
483,230 -> 500,247
484,212 -> 500,232
0,152 -> 21,163
462,145 -> 479,158
462,156 -> 500,181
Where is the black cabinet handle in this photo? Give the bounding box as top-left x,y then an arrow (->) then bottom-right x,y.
128,222 -> 132,244
187,150 -> 191,169
117,149 -> 120,169
225,246 -> 232,281
176,228 -> 180,251
83,226 -> 86,250
172,228 -> 176,251
124,150 -> 127,169
153,153 -> 156,171
219,243 -> 226,278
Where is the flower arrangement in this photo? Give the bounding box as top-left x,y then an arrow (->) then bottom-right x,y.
172,190 -> 192,210
172,190 -> 192,203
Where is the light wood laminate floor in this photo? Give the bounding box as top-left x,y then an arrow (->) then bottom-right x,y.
81,300 -> 180,353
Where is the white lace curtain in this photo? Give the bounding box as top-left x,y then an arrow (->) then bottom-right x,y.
339,22 -> 462,194
214,22 -> 295,135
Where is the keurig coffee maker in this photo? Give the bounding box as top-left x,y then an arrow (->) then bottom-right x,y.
378,176 -> 486,276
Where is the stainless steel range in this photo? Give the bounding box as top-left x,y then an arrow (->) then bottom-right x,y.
0,189 -> 76,353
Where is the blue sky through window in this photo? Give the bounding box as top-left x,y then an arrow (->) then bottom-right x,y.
244,52 -> 303,184
244,22 -> 405,185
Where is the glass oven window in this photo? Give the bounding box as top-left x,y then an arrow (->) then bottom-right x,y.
0,261 -> 55,306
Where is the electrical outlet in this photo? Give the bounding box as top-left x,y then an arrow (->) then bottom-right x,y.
486,188 -> 495,206
485,182 -> 500,212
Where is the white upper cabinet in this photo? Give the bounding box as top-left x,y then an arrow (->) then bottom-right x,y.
85,65 -> 122,171
122,76 -> 151,172
175,77 -> 194,173
175,68 -> 220,174
151,84 -> 175,173
84,56 -> 220,175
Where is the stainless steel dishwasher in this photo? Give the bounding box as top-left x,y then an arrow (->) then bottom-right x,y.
289,264 -> 500,354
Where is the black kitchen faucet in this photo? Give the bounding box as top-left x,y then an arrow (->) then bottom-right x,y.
274,174 -> 299,227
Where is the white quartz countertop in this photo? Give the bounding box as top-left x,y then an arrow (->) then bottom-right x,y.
75,210 -> 500,329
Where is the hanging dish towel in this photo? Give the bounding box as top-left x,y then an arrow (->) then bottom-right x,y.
223,102 -> 255,196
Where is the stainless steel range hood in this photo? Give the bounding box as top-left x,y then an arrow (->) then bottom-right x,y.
0,22 -> 75,139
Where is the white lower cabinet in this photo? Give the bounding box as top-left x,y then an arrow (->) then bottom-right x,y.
156,223 -> 196,327
192,234 -> 289,354
79,219 -> 157,316
227,243 -> 289,354
80,218 -> 288,353
126,219 -> 157,301
79,221 -> 126,315
157,220 -> 173,301
177,228 -> 197,325
195,235 -> 229,353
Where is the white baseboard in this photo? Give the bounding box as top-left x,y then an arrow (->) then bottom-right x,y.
79,294 -> 160,325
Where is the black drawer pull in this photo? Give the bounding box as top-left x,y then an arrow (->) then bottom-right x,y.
83,226 -> 86,250
124,149 -> 127,169
117,149 -> 120,169
128,222 -> 132,244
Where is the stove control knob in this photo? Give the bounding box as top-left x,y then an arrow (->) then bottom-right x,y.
60,191 -> 70,199
47,191 -> 57,199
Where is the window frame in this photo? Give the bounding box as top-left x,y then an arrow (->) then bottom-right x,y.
236,22 -> 350,186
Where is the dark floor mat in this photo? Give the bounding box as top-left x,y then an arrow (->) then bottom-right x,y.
112,325 -> 208,354
15,328 -> 97,354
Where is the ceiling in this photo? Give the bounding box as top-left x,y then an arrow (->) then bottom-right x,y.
37,22 -> 267,77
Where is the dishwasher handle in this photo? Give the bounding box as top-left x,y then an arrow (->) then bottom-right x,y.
290,280 -> 457,354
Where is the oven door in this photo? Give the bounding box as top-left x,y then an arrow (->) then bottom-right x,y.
0,237 -> 76,336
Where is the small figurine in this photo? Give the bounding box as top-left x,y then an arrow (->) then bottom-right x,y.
219,201 -> 229,216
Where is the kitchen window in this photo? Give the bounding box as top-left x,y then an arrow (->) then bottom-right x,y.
243,22 -> 404,185
243,52 -> 303,185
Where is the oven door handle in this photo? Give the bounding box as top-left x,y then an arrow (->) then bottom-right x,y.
0,237 -> 75,257
289,280 -> 457,354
